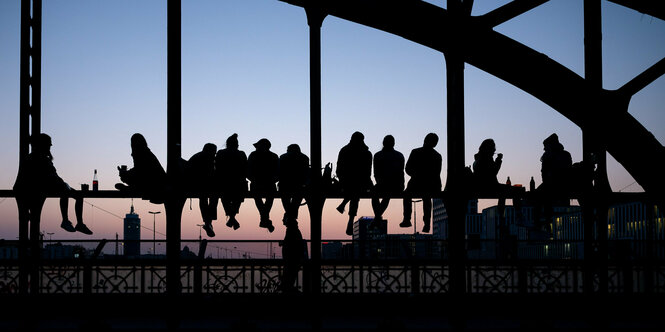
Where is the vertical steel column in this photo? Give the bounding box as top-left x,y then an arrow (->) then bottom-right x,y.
166,0 -> 184,296
583,0 -> 608,294
305,6 -> 326,296
444,0 -> 470,299
19,0 -> 42,295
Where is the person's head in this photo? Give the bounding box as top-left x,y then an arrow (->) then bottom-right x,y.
350,131 -> 365,145
478,139 -> 496,155
131,133 -> 148,151
383,135 -> 395,149
543,133 -> 562,151
226,133 -> 239,149
31,133 -> 52,156
203,143 -> 217,155
253,138 -> 271,151
287,144 -> 301,154
424,133 -> 439,148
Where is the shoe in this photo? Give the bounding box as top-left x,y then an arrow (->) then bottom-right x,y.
336,204 -> 345,214
202,222 -> 215,237
346,220 -> 353,236
422,222 -> 431,233
259,219 -> 275,233
115,183 -> 129,191
60,220 -> 76,232
399,219 -> 412,228
75,223 -> 93,235
226,217 -> 240,230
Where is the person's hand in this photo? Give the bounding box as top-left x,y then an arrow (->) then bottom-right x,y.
497,153 -> 503,160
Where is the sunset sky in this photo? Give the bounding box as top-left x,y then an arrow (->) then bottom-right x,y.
0,1 -> 663,256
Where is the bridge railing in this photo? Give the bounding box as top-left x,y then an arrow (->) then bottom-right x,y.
1,238 -> 664,295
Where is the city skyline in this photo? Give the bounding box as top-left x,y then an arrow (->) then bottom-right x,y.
1,1 -> 664,242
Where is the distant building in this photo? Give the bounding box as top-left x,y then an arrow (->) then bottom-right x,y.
352,217 -> 387,259
123,204 -> 141,257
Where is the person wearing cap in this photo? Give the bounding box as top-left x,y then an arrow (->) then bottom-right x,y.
14,133 -> 93,235
336,131 -> 373,236
248,138 -> 279,233
186,143 -> 217,237
401,133 -> 442,233
215,134 -> 247,230
279,144 -> 310,225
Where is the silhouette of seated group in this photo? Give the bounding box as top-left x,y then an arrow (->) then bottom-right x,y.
14,131 -> 590,238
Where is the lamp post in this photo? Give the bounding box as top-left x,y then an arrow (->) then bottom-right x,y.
149,211 -> 161,255
196,224 -> 204,241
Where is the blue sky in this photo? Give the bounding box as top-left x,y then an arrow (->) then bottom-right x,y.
0,1 -> 664,248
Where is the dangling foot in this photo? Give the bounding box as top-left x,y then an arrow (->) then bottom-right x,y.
399,219 -> 412,228
226,217 -> 240,230
75,223 -> 93,235
60,220 -> 76,233
336,204 -> 345,214
346,219 -> 354,236
259,218 -> 275,233
422,221 -> 430,233
202,222 -> 215,237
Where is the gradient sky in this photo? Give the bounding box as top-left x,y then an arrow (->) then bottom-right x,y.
0,1 -> 664,256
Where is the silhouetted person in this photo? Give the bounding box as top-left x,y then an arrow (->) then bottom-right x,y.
280,219 -> 307,293
279,144 -> 309,224
536,133 -> 573,231
539,133 -> 573,195
401,133 -> 442,233
473,138 -> 502,189
473,138 -> 523,243
336,132 -> 373,235
371,135 -> 404,225
14,133 -> 93,235
215,133 -> 247,230
115,133 -> 167,204
186,143 -> 217,237
248,138 -> 278,233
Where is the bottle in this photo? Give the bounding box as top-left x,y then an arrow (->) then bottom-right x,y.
530,176 -> 535,192
93,169 -> 99,191
506,176 -> 511,186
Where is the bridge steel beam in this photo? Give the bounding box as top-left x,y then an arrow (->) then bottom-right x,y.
305,6 -> 327,296
582,0 -> 608,294
19,0 -> 42,295
279,0 -> 665,199
166,0 -> 184,296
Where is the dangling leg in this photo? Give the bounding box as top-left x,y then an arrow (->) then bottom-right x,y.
422,196 -> 432,233
73,191 -> 92,235
401,195 -> 412,228
59,195 -> 76,233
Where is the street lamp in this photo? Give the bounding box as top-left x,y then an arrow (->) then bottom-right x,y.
196,224 -> 204,241
149,211 -> 161,255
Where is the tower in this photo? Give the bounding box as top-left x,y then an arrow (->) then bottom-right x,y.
123,203 -> 141,257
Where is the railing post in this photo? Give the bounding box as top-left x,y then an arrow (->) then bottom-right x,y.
305,5 -> 326,296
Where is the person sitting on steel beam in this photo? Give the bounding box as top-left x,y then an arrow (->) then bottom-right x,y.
336,131 -> 373,236
371,135 -> 405,228
185,143 -> 217,237
401,133 -> 442,233
248,138 -> 279,233
215,133 -> 247,231
278,144 -> 310,225
14,133 -> 93,235
115,133 -> 168,204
